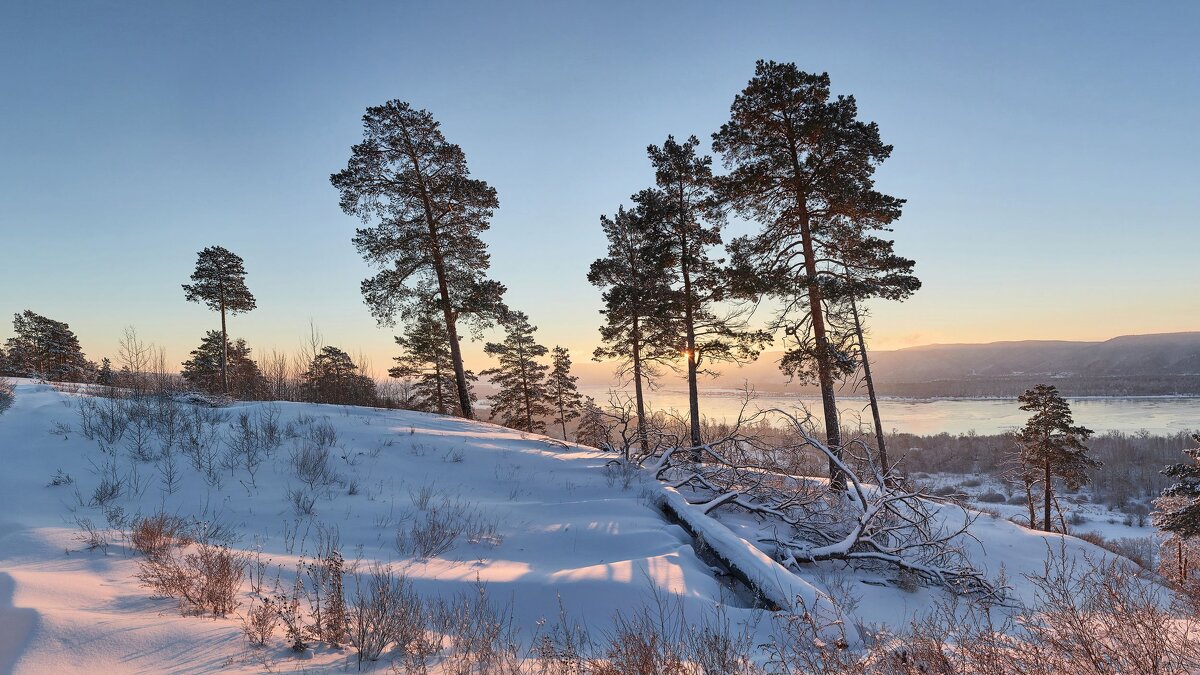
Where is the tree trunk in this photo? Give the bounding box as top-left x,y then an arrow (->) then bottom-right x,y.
849,295 -> 888,479
434,361 -> 445,415
219,296 -> 229,395
403,125 -> 475,420
1025,478 -> 1037,529
679,231 -> 702,457
438,289 -> 473,420
1043,457 -> 1053,533
786,140 -> 843,490
521,353 -> 534,432
798,212 -> 843,490
631,315 -> 648,459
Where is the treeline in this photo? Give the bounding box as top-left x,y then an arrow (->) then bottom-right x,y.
0,310 -> 387,407
894,427 -> 1191,507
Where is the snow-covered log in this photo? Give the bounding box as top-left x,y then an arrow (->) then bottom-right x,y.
648,405 -> 996,598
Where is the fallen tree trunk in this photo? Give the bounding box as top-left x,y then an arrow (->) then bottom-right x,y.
657,486 -> 829,613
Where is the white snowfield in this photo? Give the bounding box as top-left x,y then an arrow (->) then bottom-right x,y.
0,381 -> 1117,673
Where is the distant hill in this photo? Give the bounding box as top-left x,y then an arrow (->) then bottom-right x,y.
687,332 -> 1200,397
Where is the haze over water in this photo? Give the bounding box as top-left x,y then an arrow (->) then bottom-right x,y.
579,386 -> 1199,436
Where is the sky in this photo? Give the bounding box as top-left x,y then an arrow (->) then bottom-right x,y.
1,1 -> 1197,383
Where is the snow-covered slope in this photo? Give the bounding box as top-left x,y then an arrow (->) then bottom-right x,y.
0,381 -> 1120,672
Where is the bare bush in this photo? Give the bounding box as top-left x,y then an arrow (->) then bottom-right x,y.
349,565 -> 426,667
305,528 -> 349,648
90,469 -> 124,507
287,486 -> 317,516
242,596 -> 280,647
396,497 -> 481,559
135,540 -> 248,616
131,512 -> 185,555
291,443 -> 333,489
222,412 -> 268,486
305,417 -> 338,448
73,515 -> 109,553
276,574 -> 309,652
429,582 -> 522,675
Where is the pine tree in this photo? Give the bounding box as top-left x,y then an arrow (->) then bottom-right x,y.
303,346 -> 377,406
181,330 -> 267,400
646,135 -> 770,452
389,306 -> 477,416
481,311 -> 552,433
714,62 -> 903,489
331,101 -> 507,420
182,246 -> 257,395
1154,433 -> 1200,581
574,397 -> 610,449
96,357 -> 114,387
588,198 -> 678,452
546,346 -> 583,439
3,310 -> 90,382
1015,384 -> 1100,532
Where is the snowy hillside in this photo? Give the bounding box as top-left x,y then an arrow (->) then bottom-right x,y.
0,381 -> 1138,672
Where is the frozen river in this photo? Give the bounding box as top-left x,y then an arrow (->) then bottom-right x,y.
578,386 -> 1198,436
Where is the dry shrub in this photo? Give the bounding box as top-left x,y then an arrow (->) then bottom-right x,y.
349,565 -> 426,667
242,596 -> 280,647
792,548 -> 1200,675
131,513 -> 185,555
429,582 -> 522,675
136,540 -> 248,616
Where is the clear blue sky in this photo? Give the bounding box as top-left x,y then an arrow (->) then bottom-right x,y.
1,1 -> 1196,380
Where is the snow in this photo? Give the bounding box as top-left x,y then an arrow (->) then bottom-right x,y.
0,380 -> 1144,671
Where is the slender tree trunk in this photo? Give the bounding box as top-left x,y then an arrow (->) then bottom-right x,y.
849,295 -> 888,479
1044,457 -> 1053,532
403,126 -> 475,420
631,315 -> 648,458
1025,478 -> 1037,529
219,296 -> 229,395
559,401 -> 568,440
679,230 -> 702,457
798,212 -> 843,490
676,213 -> 700,451
786,139 -> 843,490
434,361 -> 445,415
520,353 -> 533,432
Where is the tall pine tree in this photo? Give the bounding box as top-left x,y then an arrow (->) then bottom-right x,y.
714,62 -> 903,489
1015,384 -> 1099,532
647,135 -> 769,452
389,305 -> 477,416
481,311 -> 552,433
331,101 -> 506,420
588,197 -> 677,452
182,246 -> 257,395
546,346 -> 583,440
